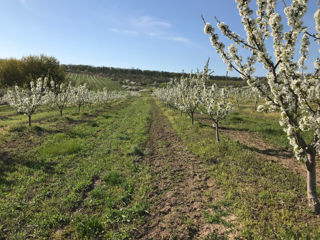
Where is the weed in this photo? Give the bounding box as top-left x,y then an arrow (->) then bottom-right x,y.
104,170 -> 126,186
126,145 -> 144,156
203,211 -> 232,228
90,186 -> 107,200
203,230 -> 228,240
74,214 -> 104,239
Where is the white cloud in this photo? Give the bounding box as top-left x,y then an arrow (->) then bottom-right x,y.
110,14 -> 190,44
130,16 -> 171,29
167,37 -> 190,43
110,28 -> 138,36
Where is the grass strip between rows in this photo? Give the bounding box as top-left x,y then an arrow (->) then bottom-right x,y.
0,97 -> 152,239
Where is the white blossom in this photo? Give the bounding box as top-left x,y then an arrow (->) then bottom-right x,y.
4,78 -> 48,126
204,22 -> 213,34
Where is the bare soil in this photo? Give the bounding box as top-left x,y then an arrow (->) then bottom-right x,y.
134,101 -> 235,240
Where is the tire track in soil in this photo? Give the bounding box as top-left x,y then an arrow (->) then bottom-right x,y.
135,101 -> 235,240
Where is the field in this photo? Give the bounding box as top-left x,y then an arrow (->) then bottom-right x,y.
1,87 -> 320,239
67,73 -> 123,91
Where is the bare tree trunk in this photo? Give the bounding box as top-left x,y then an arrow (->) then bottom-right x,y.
191,112 -> 194,125
215,121 -> 220,142
28,115 -> 31,127
306,152 -> 320,213
78,104 -> 81,112
60,109 -> 63,116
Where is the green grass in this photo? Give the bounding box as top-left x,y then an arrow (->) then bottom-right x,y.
0,96 -> 152,239
40,133 -> 83,156
74,215 -> 104,239
203,203 -> 233,228
223,104 -> 313,150
104,170 -> 126,186
158,100 -> 320,239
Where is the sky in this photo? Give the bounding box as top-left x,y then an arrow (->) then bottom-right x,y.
0,0 -> 319,76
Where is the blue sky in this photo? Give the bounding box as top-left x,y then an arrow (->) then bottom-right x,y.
0,0 -> 319,76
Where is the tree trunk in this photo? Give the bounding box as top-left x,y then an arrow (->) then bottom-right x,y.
215,121 -> 220,142
60,109 -> 63,116
28,115 -> 31,127
306,152 -> 320,213
78,104 -> 81,112
191,112 -> 194,125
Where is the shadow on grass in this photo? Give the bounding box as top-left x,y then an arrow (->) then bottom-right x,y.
198,121 -> 248,132
0,150 -> 58,188
0,152 -> 16,186
240,142 -> 293,158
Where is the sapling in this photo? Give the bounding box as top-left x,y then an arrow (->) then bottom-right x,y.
199,84 -> 233,142
72,84 -> 89,112
4,78 -> 48,126
46,81 -> 74,116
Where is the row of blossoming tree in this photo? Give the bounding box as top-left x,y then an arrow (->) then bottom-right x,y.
229,85 -> 264,110
153,61 -> 233,142
202,0 -> 320,212
2,78 -> 138,127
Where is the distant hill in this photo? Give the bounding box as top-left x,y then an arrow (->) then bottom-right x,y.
64,64 -> 250,87
67,73 -> 123,91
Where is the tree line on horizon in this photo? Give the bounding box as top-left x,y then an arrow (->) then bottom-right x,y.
0,54 -> 252,93
64,64 -> 248,87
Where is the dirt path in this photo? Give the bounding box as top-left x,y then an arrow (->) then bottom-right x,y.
135,101 -> 235,240
221,127 -> 320,186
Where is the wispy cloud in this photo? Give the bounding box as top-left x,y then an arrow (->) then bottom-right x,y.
109,14 -> 190,44
110,28 -> 138,36
165,36 -> 190,43
130,16 -> 171,29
